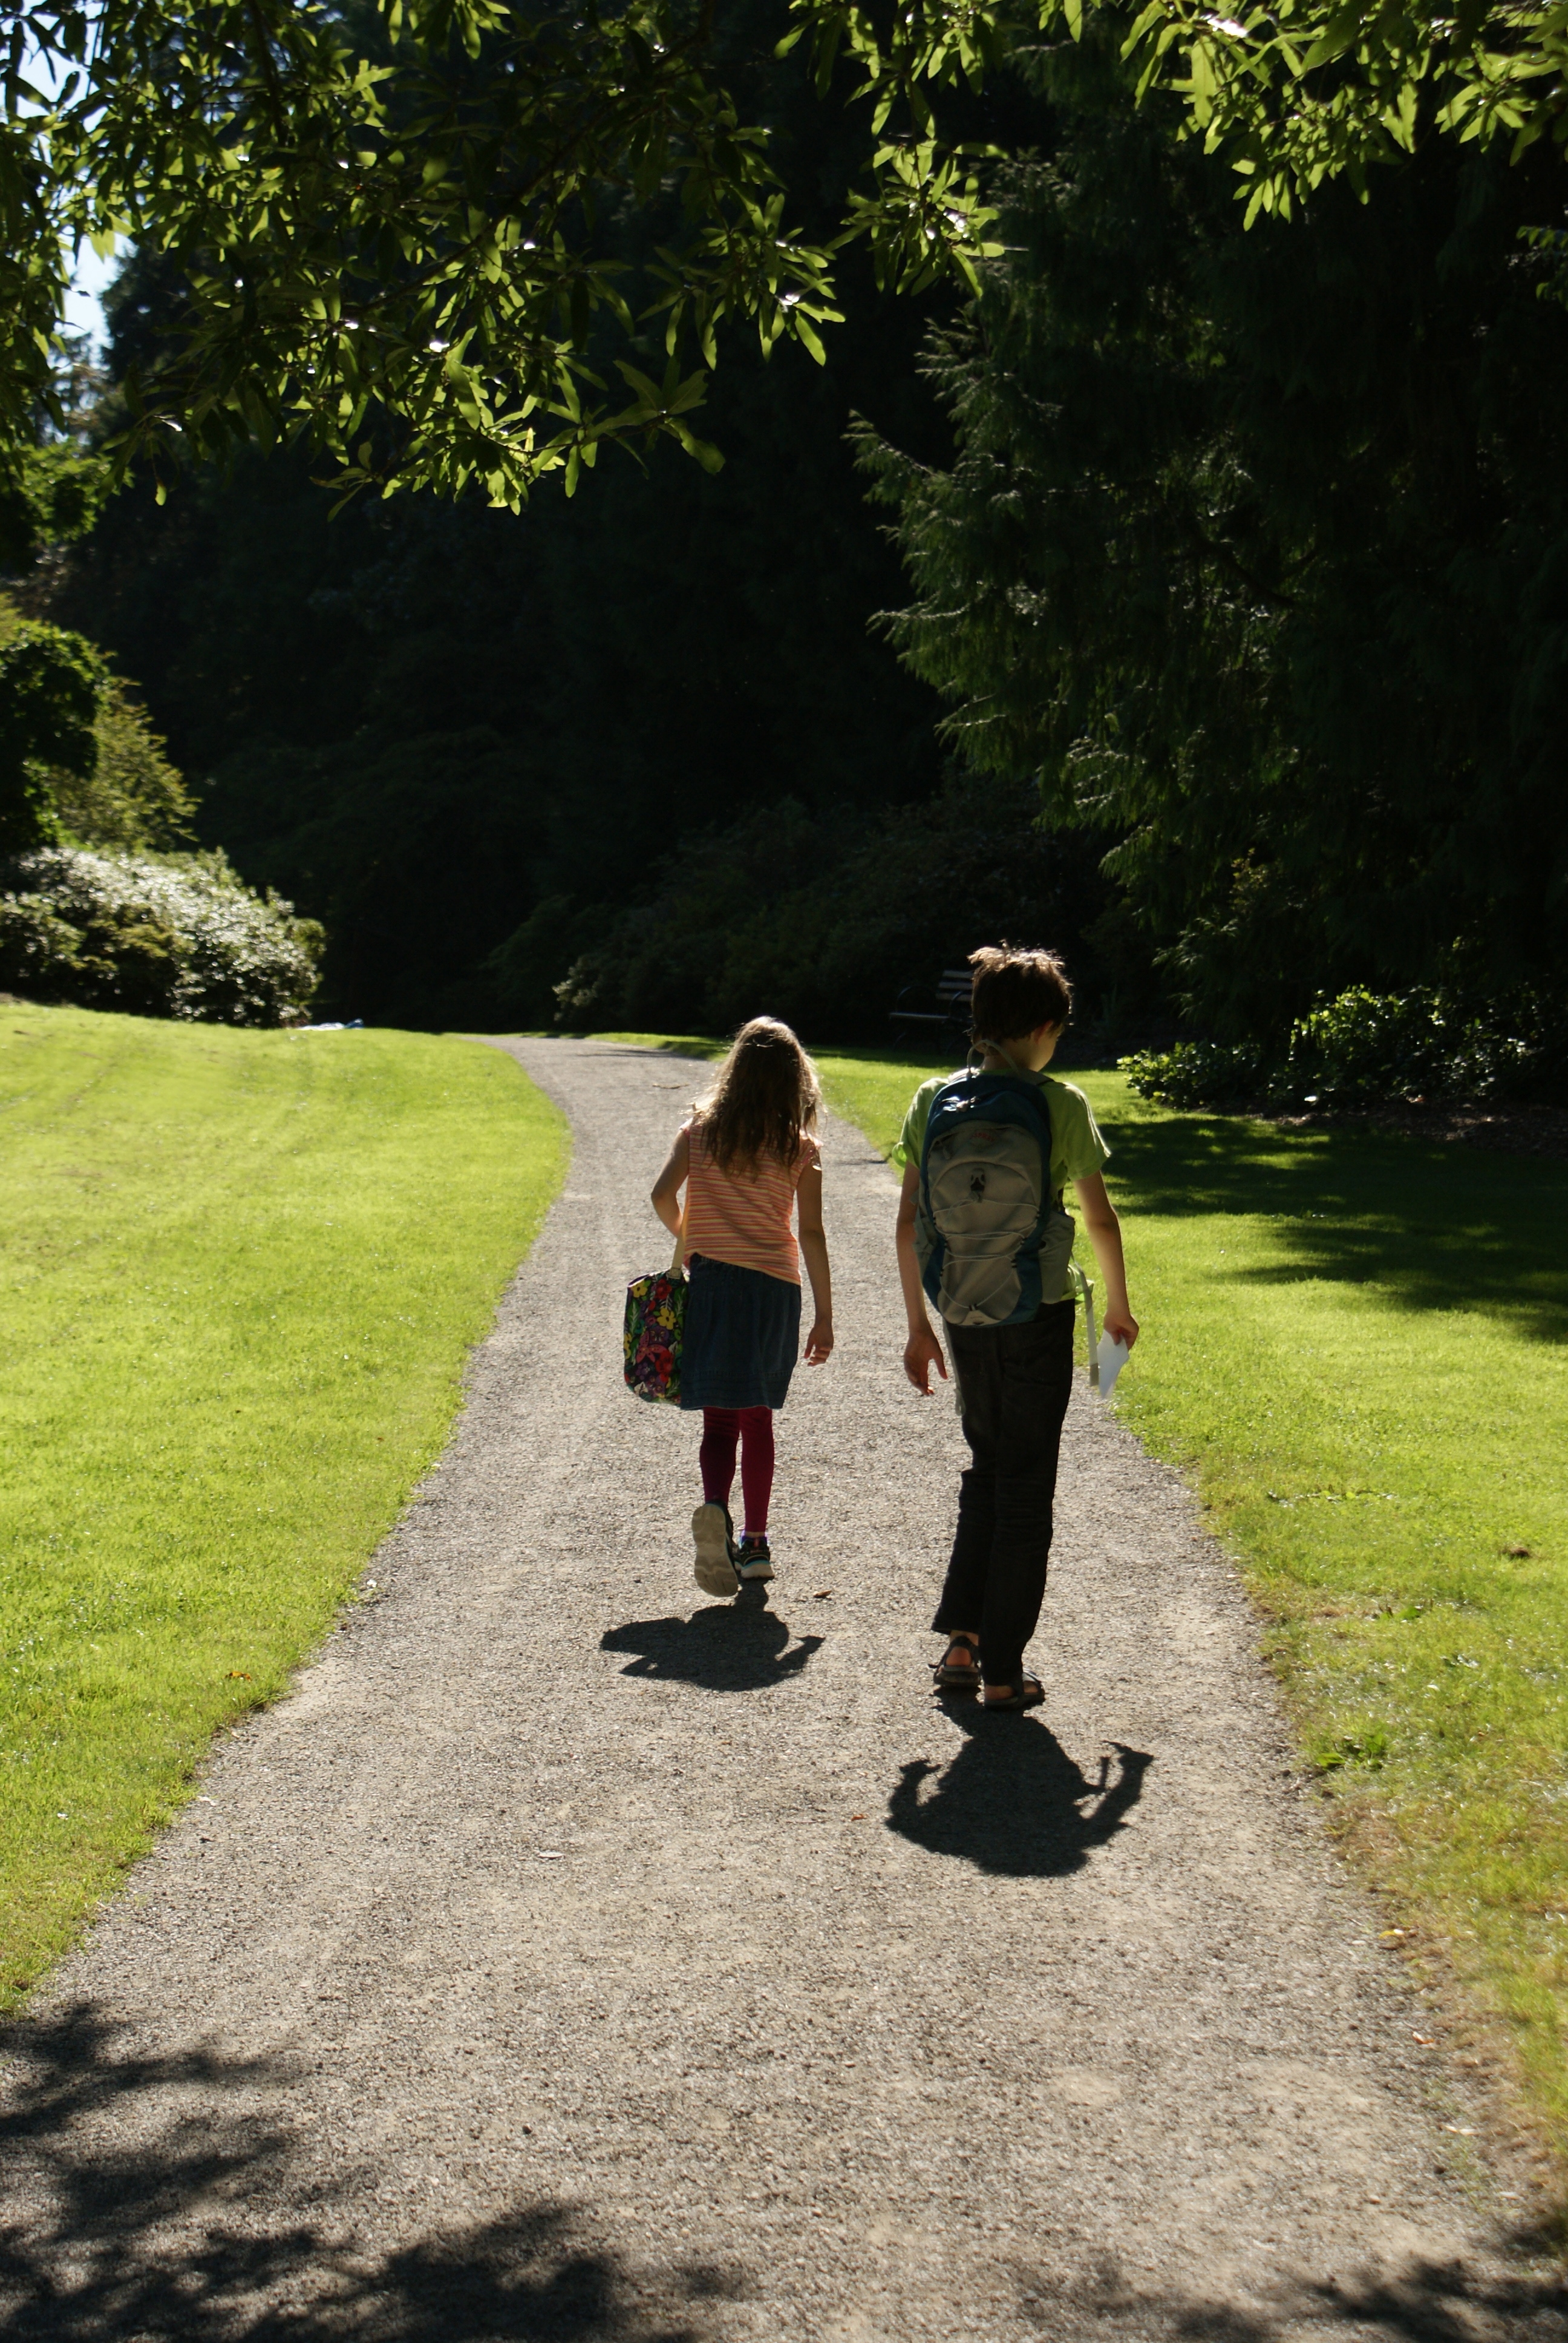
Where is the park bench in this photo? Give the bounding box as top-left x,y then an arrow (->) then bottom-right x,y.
890,966 -> 972,1043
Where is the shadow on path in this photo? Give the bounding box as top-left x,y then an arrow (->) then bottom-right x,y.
1012,2246 -> 1568,2343
600,1588 -> 822,1692
0,2007 -> 713,2342
885,1714 -> 1152,1876
1,2008 -> 1562,2341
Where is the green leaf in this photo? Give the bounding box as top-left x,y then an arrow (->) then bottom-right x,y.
614,359 -> 664,404
794,313 -> 828,362
670,420 -> 724,471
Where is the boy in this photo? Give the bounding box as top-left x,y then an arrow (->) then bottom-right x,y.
895,945 -> 1139,1709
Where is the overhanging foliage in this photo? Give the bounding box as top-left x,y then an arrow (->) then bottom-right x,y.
795,0 -> 1568,222
5,0 -> 1563,517
4,0 -> 998,503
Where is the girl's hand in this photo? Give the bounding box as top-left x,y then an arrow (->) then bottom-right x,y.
1104,1309 -> 1139,1349
805,1318 -> 834,1365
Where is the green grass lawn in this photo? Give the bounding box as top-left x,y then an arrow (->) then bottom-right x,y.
1,1008 -> 564,2007
806,1045 -> 1568,2184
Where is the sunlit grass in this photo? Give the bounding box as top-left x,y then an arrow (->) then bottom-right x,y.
1,1008 -> 566,2006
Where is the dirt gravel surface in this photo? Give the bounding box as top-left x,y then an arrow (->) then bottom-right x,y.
2,1036 -> 1564,2343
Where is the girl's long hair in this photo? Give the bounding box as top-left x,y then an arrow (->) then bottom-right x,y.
693,1018 -> 822,1174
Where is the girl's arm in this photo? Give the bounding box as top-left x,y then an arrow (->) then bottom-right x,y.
650,1130 -> 690,1239
895,1158 -> 947,1395
1074,1173 -> 1139,1348
795,1161 -> 834,1365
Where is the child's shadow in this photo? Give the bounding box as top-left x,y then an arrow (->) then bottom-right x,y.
601,1585 -> 823,1693
886,1712 -> 1152,1878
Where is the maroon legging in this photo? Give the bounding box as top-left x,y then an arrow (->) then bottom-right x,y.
699,1407 -> 775,1536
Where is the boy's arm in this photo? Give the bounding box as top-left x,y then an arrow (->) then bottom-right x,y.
896,1158 -> 947,1395
796,1161 -> 834,1364
1073,1172 -> 1138,1348
650,1130 -> 689,1237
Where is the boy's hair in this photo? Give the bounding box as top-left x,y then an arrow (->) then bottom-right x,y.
694,1017 -> 822,1173
969,943 -> 1073,1043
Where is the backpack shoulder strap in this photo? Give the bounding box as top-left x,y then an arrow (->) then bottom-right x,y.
917,1065 -> 980,1175
995,1072 -> 1059,1194
1027,1075 -> 1068,1194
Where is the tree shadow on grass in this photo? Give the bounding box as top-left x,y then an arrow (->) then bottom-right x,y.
1109,1112 -> 1568,1342
0,2006 -> 716,2341
884,1711 -> 1152,1876
599,1586 -> 823,1692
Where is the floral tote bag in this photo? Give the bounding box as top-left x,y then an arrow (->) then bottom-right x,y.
623,1235 -> 685,1404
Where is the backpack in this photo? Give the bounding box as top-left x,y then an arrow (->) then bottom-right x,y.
915,1067 -> 1077,1328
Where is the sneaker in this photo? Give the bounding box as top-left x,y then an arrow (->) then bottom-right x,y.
692,1502 -> 741,1596
736,1535 -> 774,1584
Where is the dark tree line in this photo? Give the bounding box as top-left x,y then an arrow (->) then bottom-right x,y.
52,249 -> 999,1034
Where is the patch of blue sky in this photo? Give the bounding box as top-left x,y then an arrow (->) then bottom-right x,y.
63,237 -> 120,355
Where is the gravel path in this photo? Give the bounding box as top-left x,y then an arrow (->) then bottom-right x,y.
2,1037 -> 1562,2343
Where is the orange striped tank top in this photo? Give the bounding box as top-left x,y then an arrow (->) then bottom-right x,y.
681,1121 -> 820,1285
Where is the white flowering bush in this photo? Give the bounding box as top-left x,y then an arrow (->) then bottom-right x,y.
0,846 -> 323,1025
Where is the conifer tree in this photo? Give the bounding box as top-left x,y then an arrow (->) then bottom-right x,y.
861,26 -> 1568,1040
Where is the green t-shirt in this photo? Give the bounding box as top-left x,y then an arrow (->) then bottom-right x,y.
900,1069 -> 1111,1196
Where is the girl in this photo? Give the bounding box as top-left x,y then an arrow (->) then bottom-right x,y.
651,1018 -> 834,1595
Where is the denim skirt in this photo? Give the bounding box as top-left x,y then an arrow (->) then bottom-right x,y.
679,1254 -> 803,1412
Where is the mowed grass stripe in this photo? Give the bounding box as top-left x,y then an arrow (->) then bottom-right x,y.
1,1009 -> 566,2007
809,1047 -> 1568,2175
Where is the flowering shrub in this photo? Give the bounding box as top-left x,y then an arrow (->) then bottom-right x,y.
0,846 -> 323,1026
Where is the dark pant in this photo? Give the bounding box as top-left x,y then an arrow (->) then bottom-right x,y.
932,1300 -> 1076,1687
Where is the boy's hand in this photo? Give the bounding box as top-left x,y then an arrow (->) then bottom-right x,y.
1104,1309 -> 1140,1348
805,1318 -> 834,1365
903,1326 -> 948,1395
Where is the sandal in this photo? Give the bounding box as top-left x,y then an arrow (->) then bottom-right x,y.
931,1634 -> 981,1694
982,1674 -> 1045,1712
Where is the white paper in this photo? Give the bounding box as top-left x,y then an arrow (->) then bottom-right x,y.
1096,1333 -> 1130,1400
